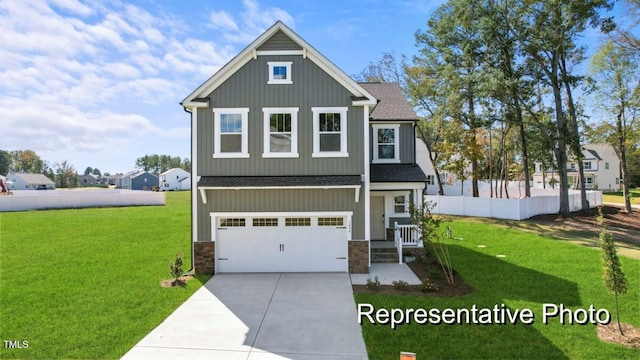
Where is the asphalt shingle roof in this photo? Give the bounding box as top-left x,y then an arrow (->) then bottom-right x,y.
359,82 -> 418,121
370,164 -> 428,182
198,175 -> 362,187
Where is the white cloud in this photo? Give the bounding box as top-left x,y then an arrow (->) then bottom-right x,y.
206,0 -> 294,44
208,11 -> 239,31
0,0 -> 247,172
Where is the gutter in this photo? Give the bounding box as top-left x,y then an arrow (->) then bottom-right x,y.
182,105 -> 195,274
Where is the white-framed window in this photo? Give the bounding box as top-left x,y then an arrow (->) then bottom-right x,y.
394,195 -> 408,214
285,218 -> 311,226
267,62 -> 292,84
426,175 -> 435,185
253,218 -> 278,227
263,107 -> 299,158
372,124 -> 400,163
584,161 -> 592,170
318,217 -> 344,226
312,107 -> 349,157
605,162 -> 610,170
213,108 -> 250,158
220,218 -> 245,227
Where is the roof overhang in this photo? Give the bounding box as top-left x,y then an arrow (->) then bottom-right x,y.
197,175 -> 362,204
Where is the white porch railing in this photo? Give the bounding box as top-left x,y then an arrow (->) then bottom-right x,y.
394,222 -> 422,264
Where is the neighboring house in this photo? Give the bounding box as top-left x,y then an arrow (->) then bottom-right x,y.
5,172 -> 55,190
159,168 -> 191,191
532,143 -> 621,192
118,171 -> 158,190
77,173 -> 99,187
101,175 -> 120,186
181,21 -> 427,275
416,138 -> 456,194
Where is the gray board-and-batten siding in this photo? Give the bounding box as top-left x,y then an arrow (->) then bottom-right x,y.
196,188 -> 365,242
196,54 -> 366,177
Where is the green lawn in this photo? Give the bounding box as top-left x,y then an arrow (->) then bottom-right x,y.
603,189 -> 640,205
357,221 -> 640,359
2,193 -> 639,359
0,192 -> 210,359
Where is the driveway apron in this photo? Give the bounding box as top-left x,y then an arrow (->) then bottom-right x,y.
122,273 -> 368,359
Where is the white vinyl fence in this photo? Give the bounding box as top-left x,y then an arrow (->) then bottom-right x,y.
0,190 -> 165,212
425,190 -> 602,220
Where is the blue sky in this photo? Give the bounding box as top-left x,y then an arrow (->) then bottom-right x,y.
0,0 -> 440,174
0,0 -> 630,175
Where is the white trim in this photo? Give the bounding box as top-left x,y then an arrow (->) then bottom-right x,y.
312,107 -> 349,157
183,101 -> 209,108
370,182 -> 426,191
262,107 -> 299,158
191,109 -> 199,248
211,211 -> 353,217
181,22 -> 377,108
372,124 -> 400,163
257,50 -> 304,56
363,105 -> 371,246
212,108 -> 250,158
267,61 -> 293,84
210,211 -> 354,242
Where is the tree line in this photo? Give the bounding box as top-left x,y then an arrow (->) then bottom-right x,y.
355,0 -> 639,215
0,150 -> 191,188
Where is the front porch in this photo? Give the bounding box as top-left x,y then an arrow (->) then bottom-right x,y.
370,223 -> 422,264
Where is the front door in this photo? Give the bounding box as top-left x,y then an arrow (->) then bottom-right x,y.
371,196 -> 385,240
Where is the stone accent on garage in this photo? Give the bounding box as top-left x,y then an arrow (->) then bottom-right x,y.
348,240 -> 369,274
194,241 -> 216,274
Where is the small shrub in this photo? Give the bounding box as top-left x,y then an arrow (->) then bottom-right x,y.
419,278 -> 439,293
392,280 -> 409,291
366,276 -> 381,291
169,252 -> 184,285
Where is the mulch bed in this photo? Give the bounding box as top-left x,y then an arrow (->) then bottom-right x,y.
160,275 -> 193,288
597,322 -> 640,349
352,256 -> 474,297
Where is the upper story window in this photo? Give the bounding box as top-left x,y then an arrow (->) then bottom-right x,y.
605,162 -> 610,170
263,107 -> 299,158
584,161 -> 592,170
213,108 -> 250,158
268,62 -> 292,84
312,107 -> 348,158
372,124 -> 400,163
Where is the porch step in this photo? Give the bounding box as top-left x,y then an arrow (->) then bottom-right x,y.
371,247 -> 399,264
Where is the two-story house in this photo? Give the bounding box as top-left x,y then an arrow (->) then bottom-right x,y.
182,21 -> 427,274
532,143 -> 621,192
159,168 -> 191,191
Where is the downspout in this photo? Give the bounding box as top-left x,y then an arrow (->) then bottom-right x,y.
182,104 -> 195,273
415,123 -> 429,201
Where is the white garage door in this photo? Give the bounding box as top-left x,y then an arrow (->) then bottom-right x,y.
213,212 -> 351,273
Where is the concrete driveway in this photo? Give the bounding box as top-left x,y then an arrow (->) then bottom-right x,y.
122,273 -> 368,359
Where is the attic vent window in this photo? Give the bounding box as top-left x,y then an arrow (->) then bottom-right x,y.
268,62 -> 292,84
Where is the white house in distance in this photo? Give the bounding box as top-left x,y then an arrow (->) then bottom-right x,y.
159,168 -> 191,191
5,172 -> 56,190
533,143 -> 621,192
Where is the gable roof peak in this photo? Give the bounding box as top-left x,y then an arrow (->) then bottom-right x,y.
182,21 -> 376,108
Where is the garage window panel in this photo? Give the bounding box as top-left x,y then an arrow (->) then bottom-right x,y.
318,217 -> 344,226
220,218 -> 246,227
253,218 -> 279,227
285,217 -> 311,226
